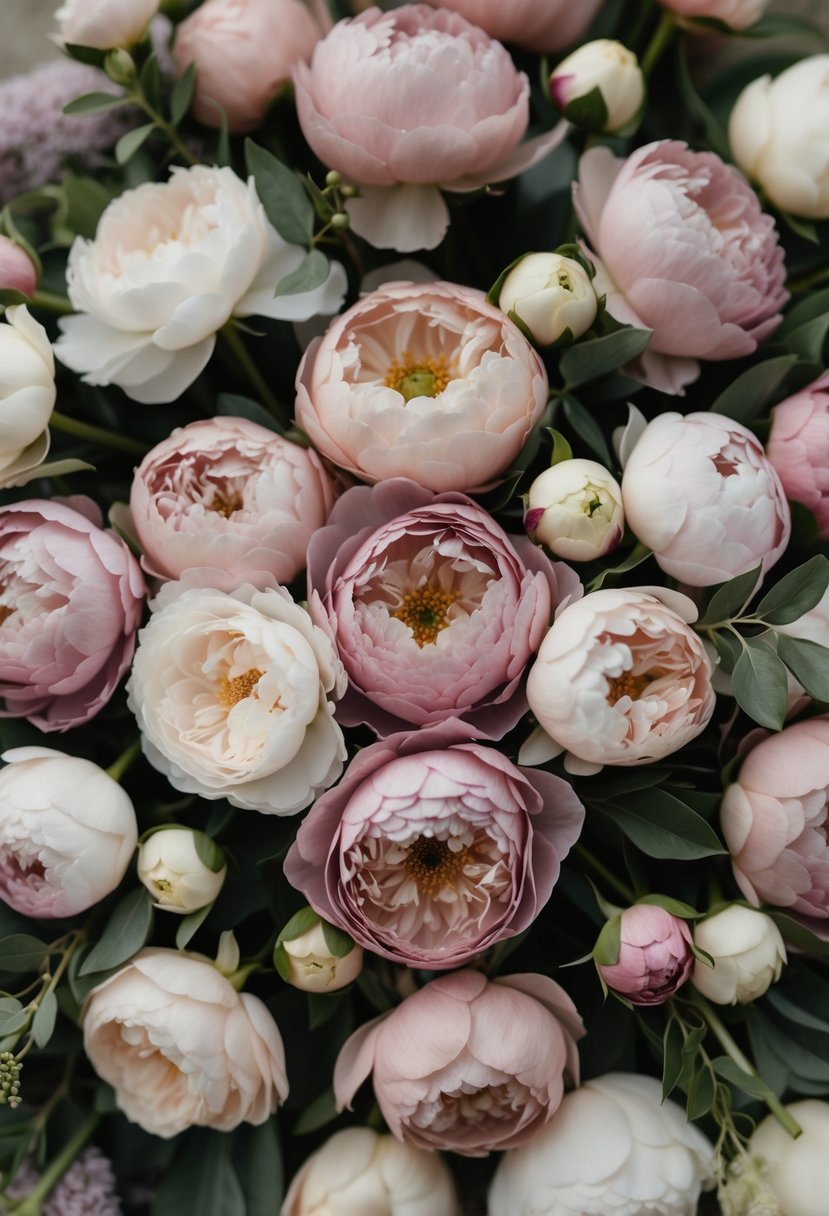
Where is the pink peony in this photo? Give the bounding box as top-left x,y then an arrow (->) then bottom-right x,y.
129,416 -> 337,584
306,479 -> 581,738
0,498 -> 145,731
420,0 -> 602,53
334,970 -> 584,1155
284,721 -> 585,969
295,280 -> 549,493
767,372 -> 829,538
659,0 -> 768,28
574,140 -> 788,393
293,5 -> 565,251
598,904 -> 694,1005
721,718 -> 829,925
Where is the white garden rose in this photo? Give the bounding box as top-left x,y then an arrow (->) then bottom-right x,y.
692,905 -> 786,1005
54,0 -> 160,49
55,164 -> 347,404
0,306 -> 56,490
83,948 -> 288,1138
137,827 -> 226,914
126,579 -> 347,814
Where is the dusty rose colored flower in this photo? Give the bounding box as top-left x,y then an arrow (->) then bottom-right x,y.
0,498 -> 145,732
335,970 -> 584,1155
296,281 -> 548,493
574,140 -> 787,393
293,6 -> 565,251
524,588 -> 715,775
0,238 -> 36,297
83,948 -> 288,1138
129,416 -> 337,584
598,903 -> 694,1005
622,411 -> 791,586
307,479 -> 580,738
767,372 -> 829,538
173,0 -> 323,134
54,0 -> 160,48
659,0 -> 768,29
421,0 -> 602,53
284,721 -> 584,969
721,718 -> 829,925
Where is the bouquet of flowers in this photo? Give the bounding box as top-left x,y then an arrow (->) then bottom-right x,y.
1,0 -> 829,1212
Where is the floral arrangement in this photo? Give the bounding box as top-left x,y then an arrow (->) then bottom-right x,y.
1,0 -> 829,1213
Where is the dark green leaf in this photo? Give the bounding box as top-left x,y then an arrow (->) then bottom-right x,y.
292,1088 -> 338,1135
697,565 -> 762,626
234,1122 -> 283,1216
171,63 -> 197,127
732,637 -> 789,730
559,328 -> 652,388
686,1065 -> 716,1120
561,396 -> 615,467
80,888 -> 153,976
63,43 -> 107,67
216,393 -> 284,434
765,988 -> 829,1036
62,91 -> 129,117
320,921 -> 355,959
636,894 -> 700,919
602,793 -> 726,860
743,13 -> 825,38
710,628 -> 742,675
777,635 -> 829,701
175,902 -> 213,951
277,906 -> 320,944
662,1017 -> 684,1100
588,541 -> 651,591
781,211 -> 820,244
31,990 -> 57,1049
563,86 -> 609,133
152,1131 -> 245,1216
275,249 -> 330,297
245,139 -> 314,245
272,943 -> 292,984
593,915 -> 621,967
712,1056 -> 778,1101
308,992 -> 346,1030
193,831 -> 226,874
356,969 -> 393,1012
300,175 -> 335,223
675,42 -> 730,160
757,556 -> 829,624
783,314 -> 829,363
139,54 -> 161,112
0,935 -> 48,974
709,354 -> 799,424
115,123 -> 156,166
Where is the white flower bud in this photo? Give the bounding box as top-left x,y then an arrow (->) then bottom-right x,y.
525,459 -> 624,561
692,905 -> 786,1005
0,306 -> 55,490
748,1099 -> 829,1216
137,827 -> 226,915
550,40 -> 644,134
498,253 -> 597,347
281,922 -> 363,993
730,56 -> 829,220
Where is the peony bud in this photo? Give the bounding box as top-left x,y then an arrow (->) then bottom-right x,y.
498,253 -> 597,347
0,306 -> 55,491
550,40 -> 644,134
137,827 -> 226,914
0,237 -> 37,297
597,903 -> 694,1006
275,912 -> 363,993
747,1099 -> 829,1216
692,905 -> 786,1005
525,459 -> 624,561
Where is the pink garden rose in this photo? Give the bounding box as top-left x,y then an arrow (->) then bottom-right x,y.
658,0 -> 768,28
335,970 -> 584,1154
284,721 -> 585,969
0,498 -> 145,731
598,903 -> 694,1006
574,140 -> 787,393
767,372 -> 829,538
306,479 -> 580,738
293,6 -> 565,251
421,0 -> 602,53
721,718 -> 829,925
295,280 -> 549,493
129,416 -> 337,584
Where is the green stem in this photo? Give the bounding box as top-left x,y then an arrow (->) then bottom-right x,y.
106,738 -> 142,784
219,323 -> 289,427
29,290 -> 72,316
641,10 -> 676,77
574,844 -> 634,904
787,264 -> 829,294
132,94 -> 198,167
50,411 -> 147,457
11,1112 -> 100,1216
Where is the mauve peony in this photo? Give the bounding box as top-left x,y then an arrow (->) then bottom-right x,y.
767,372 -> 829,537
306,479 -> 581,739
0,748 -> 137,919
293,6 -> 565,251
296,280 -> 548,493
83,948 -> 288,1137
622,411 -> 791,586
720,718 -> 829,924
422,0 -> 602,52
55,164 -> 346,404
173,0 -> 324,134
0,498 -> 146,731
0,306 -> 55,491
129,416 -> 337,584
54,0 -> 159,48
574,140 -> 788,393
284,721 -> 585,969
659,0 -> 768,29
524,588 -> 715,776
598,903 -> 694,1005
335,970 -> 584,1155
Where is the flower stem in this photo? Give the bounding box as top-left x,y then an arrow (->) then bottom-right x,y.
29,290 -> 73,316
787,264 -> 829,294
50,411 -> 147,457
11,1111 -> 100,1216
641,11 -> 676,77
106,738 -> 142,784
574,844 -> 634,904
132,94 -> 199,167
219,322 -> 289,427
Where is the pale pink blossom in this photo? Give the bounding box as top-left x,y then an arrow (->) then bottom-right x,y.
421,0 -> 602,53
293,6 -> 565,251
0,238 -> 36,297
767,372 -> 829,537
598,903 -> 694,1005
524,588 -> 715,775
574,140 -> 787,393
622,411 -> 791,586
0,498 -> 145,731
659,0 -> 768,29
307,479 -> 581,738
129,416 -> 337,584
284,721 -> 584,969
295,281 -> 549,493
335,970 -> 584,1155
54,0 -> 160,48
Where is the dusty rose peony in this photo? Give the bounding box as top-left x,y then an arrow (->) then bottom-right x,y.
659,0 -> 768,28
306,479 -> 580,738
421,0 -> 602,52
524,588 -> 715,775
0,498 -> 145,731
83,948 -> 288,1138
767,372 -> 829,538
721,718 -> 829,925
284,721 -> 585,969
335,970 -> 584,1155
574,140 -> 788,393
129,416 -> 337,584
295,281 -> 549,493
54,0 -> 159,48
293,6 -> 565,251
173,0 -> 324,134
622,411 -> 791,586
598,903 -> 694,1005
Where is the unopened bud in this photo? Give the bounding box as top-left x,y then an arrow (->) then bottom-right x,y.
325,169 -> 343,188
105,49 -> 136,87
525,459 -> 624,562
550,39 -> 644,134
137,827 -> 226,915
330,212 -> 350,231
275,911 -> 363,994
498,252 -> 597,347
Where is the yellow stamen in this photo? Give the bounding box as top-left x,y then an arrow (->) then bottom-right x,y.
405,837 -> 470,897
219,667 -> 263,708
208,489 -> 243,518
606,671 -> 653,706
393,586 -> 458,646
384,351 -> 455,402
0,605 -> 13,626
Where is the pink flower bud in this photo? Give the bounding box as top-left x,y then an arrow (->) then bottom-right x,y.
598,904 -> 694,1005
0,237 -> 37,297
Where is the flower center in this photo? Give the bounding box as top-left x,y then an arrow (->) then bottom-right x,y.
152,878 -> 174,896
207,489 -> 243,518
393,586 -> 459,646
0,605 -> 13,626
384,351 -> 455,402
404,835 -> 469,896
219,668 -> 263,708
606,671 -> 653,706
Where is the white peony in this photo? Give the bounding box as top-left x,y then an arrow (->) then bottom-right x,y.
54,0 -> 160,48
498,253 -> 598,347
692,905 -> 786,1005
525,459 -> 624,561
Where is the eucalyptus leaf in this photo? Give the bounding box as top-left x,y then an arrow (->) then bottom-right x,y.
62,92 -> 129,117
79,888 -> 153,976
559,328 -> 652,388
31,990 -> 57,1049
275,249 -> 329,297
732,637 -> 789,730
756,556 -> 829,624
245,140 -> 314,246
0,935 -> 49,975
697,565 -> 762,626
602,793 -> 725,861
115,123 -> 156,166
175,902 -> 214,950
776,635 -> 829,702
710,628 -> 742,675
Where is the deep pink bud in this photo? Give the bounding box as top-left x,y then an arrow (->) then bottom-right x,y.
598,903 -> 694,1005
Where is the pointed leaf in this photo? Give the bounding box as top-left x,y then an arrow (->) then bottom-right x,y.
0,935 -> 49,974
115,122 -> 156,165
80,888 -> 153,976
593,915 -> 622,967
756,556 -> 829,625
561,395 -> 614,467
63,91 -> 129,116
175,902 -> 214,950
697,565 -> 762,626
31,990 -> 57,1049
152,1131 -> 245,1216
709,354 -> 799,424
275,249 -> 329,297
602,793 -> 726,860
776,635 -> 829,702
320,921 -> 355,959
732,637 -> 789,730
245,139 -> 314,245
171,63 -> 197,126
559,327 -> 652,388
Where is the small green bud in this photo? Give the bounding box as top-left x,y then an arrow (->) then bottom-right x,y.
105,49 -> 136,87
325,169 -> 343,188
330,212 -> 350,231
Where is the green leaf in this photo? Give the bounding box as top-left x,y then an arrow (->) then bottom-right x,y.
712,1056 -> 778,1101
320,921 -> 355,959
62,43 -> 107,67
783,314 -> 829,363
636,894 -> 700,919
710,628 -> 742,676
709,354 -> 799,425
548,428 -> 573,466
778,287 -> 829,338
602,793 -> 726,861
61,173 -> 112,239
217,392 -> 284,434
777,635 -> 829,702
234,1122 -> 283,1216
272,943 -> 292,984
587,541 -> 651,591
171,63 -> 197,126
193,831 -> 226,874
139,54 -> 161,111
743,12 -> 825,38
245,139 -> 314,246
292,1088 -> 339,1135
115,123 -> 156,166
559,327 -> 652,388
152,1131 -> 245,1216
175,902 -> 213,951
0,1007 -> 30,1036
697,565 -> 762,626
277,906 -> 320,945
79,888 -> 153,976
662,1017 -> 684,1099
0,935 -> 48,974
756,555 -> 829,625
675,41 -> 730,160
781,210 -> 820,245
62,91 -> 129,116
765,988 -> 829,1036
275,249 -> 329,297
561,396 -> 615,468
563,86 -> 609,133
31,990 -> 57,1049
593,915 -> 621,967
686,1065 -> 716,1120
732,637 -> 789,730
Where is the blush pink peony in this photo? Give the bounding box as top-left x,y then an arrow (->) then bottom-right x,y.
420,0 -> 602,53
659,0 -> 768,28
129,416 -> 337,585
767,372 -> 829,538
293,6 -> 565,251
0,497 -> 145,731
574,140 -> 788,393
295,280 -> 549,493
284,721 -> 585,969
598,903 -> 694,1006
335,970 -> 584,1155
306,479 -> 581,739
